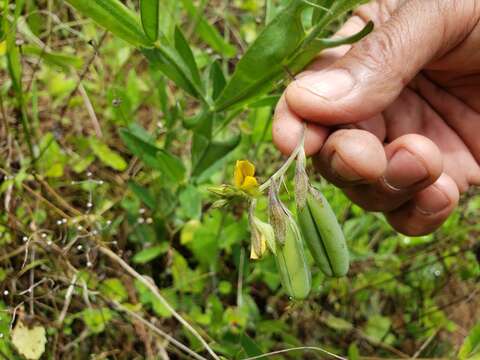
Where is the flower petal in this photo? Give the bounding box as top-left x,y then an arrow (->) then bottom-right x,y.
241,160 -> 255,177
240,176 -> 259,194
250,232 -> 267,260
234,161 -> 245,188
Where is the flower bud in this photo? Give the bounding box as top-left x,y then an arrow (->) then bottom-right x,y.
249,214 -> 275,260
294,147 -> 309,209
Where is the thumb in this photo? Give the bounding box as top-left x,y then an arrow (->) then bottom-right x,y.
285,0 -> 471,125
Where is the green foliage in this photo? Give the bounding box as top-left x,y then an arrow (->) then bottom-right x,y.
65,0 -> 152,46
0,301 -> 17,359
132,243 -> 169,264
80,308 -> 114,334
99,278 -> 129,302
214,0 -> 307,111
140,0 -> 160,42
89,137 -> 127,171
460,323 -> 480,360
36,133 -> 68,177
119,125 -> 186,182
0,0 -> 478,358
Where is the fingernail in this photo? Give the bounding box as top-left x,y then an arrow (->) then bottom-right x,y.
295,70 -> 355,100
384,149 -> 428,189
416,186 -> 450,215
331,153 -> 363,181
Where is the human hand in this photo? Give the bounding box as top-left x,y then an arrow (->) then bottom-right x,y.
273,0 -> 480,235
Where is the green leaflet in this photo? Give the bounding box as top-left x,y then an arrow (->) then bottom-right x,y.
214,0 -> 370,112
209,60 -> 226,101
174,27 -> 202,90
140,0 -> 160,42
65,0 -> 152,47
143,46 -> 198,99
119,127 -> 186,183
142,32 -> 206,102
89,138 -> 127,171
214,0 -> 307,111
128,181 -> 157,210
6,32 -> 22,95
133,244 -> 169,264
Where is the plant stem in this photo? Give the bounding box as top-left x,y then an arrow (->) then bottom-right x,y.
259,126 -> 305,193
99,246 -> 221,360
113,301 -> 208,360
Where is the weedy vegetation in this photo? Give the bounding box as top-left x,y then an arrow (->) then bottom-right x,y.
0,0 -> 479,359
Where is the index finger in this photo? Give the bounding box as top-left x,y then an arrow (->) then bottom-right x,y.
273,95 -> 329,156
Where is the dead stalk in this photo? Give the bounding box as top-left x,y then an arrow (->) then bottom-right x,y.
113,301 -> 208,360
99,246 -> 221,360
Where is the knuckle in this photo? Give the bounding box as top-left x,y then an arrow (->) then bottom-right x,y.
378,0 -> 400,21
432,0 -> 479,48
350,26 -> 403,83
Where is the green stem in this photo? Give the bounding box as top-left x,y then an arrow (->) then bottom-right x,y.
20,104 -> 34,158
259,125 -> 306,193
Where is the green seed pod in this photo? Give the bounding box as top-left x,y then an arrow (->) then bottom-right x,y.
269,184 -> 311,300
297,188 -> 349,277
274,218 -> 312,299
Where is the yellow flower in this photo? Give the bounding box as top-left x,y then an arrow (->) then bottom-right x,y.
234,160 -> 259,195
